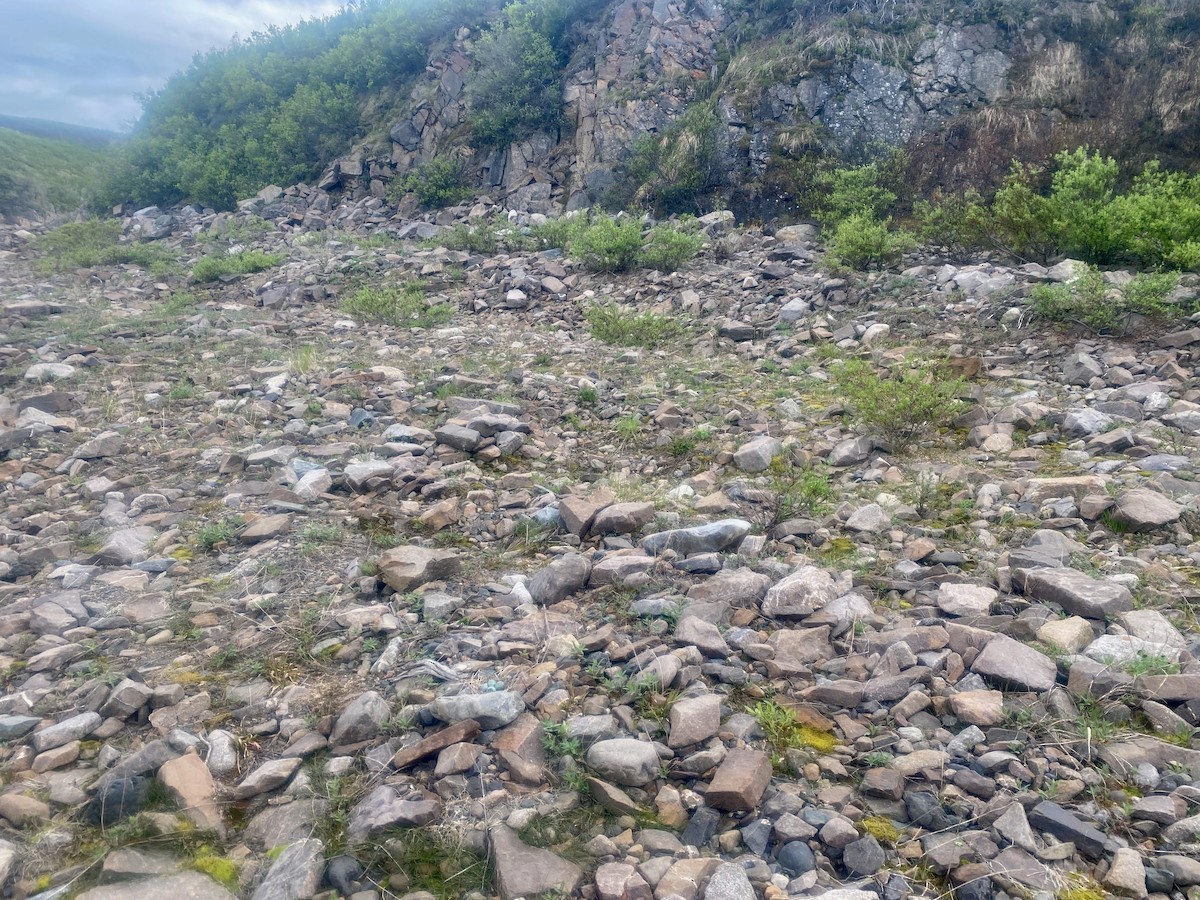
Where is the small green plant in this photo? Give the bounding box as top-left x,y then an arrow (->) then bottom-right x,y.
833,356 -> 967,453
434,222 -> 498,254
639,226 -> 704,272
578,385 -> 598,406
1122,652 -> 1180,677
541,721 -> 583,759
341,282 -> 453,327
193,517 -> 244,553
824,213 -> 916,270
569,216 -> 644,272
751,700 -> 838,766
586,303 -> 683,348
192,249 -> 284,282
301,523 -> 343,545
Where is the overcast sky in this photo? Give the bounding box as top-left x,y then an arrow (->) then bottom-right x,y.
0,0 -> 345,132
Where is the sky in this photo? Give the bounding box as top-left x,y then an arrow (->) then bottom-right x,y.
0,0 -> 345,133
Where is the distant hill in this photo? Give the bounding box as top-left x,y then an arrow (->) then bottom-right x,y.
0,127 -> 116,219
0,114 -> 123,148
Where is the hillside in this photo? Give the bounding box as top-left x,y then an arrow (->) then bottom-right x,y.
100,0 -> 1200,219
0,127 -> 116,220
1,176 -> 1200,899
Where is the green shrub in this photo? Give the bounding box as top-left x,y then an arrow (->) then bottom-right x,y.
622,102 -> 723,214
811,159 -> 902,228
395,157 -> 471,208
341,282 -> 453,327
825,214 -> 915,270
192,249 -> 284,282
639,226 -> 703,272
1032,265 -> 1186,333
989,161 -> 1058,262
915,189 -> 989,254
569,216 -> 644,272
526,216 -> 581,250
37,218 -> 178,274
586,302 -> 683,348
435,223 -> 499,254
1049,147 -> 1120,262
833,356 -> 967,452
467,3 -> 564,146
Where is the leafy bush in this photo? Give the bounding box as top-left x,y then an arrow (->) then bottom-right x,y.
811,159 -> 903,228
824,214 -> 915,270
833,356 -> 967,453
924,151 -> 1200,269
467,2 -> 564,146
435,222 -> 499,253
37,218 -> 177,274
394,157 -> 471,208
1032,265 -> 1185,333
621,102 -> 723,215
586,302 -> 683,348
341,282 -> 453,327
639,226 -> 704,272
192,249 -> 284,282
915,189 -> 989,254
569,216 -> 644,272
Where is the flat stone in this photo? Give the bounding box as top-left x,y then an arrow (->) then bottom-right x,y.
31,711 -> 101,752
971,634 -> 1056,691
158,751 -> 221,831
949,690 -> 1005,726
1112,488 -> 1182,532
642,520 -> 751,556
705,748 -> 771,811
733,436 -> 781,473
761,566 -> 847,618
434,424 -> 482,451
1015,567 -> 1133,619
1027,800 -> 1108,859
76,872 -> 237,900
527,554 -> 591,605
231,757 -> 302,800
250,837 -> 325,900
1135,673 -> 1200,702
935,583 -> 997,617
329,690 -> 391,746
674,617 -> 732,657
591,502 -> 655,535
703,862 -> 755,900
1104,847 -> 1148,898
845,503 -> 891,533
766,627 -> 833,675
668,694 -> 721,748
239,514 -> 291,544
559,492 -> 614,536
347,785 -> 440,840
1036,616 -> 1094,653
431,691 -> 524,730
586,739 -> 660,786
490,824 -> 583,900
376,546 -> 460,593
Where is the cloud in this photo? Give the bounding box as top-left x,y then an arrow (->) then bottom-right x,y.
0,0 -> 344,131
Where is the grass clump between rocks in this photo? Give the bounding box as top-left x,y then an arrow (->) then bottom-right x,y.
192,248 -> 284,282
586,302 -> 683,348
341,282 -> 454,327
37,218 -> 178,274
752,700 -> 839,765
833,356 -> 968,453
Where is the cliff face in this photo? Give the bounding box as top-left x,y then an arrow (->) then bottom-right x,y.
324,0 -> 1200,216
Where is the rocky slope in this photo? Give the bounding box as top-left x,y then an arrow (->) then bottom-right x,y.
1,194 -> 1200,900
332,0 -> 1200,215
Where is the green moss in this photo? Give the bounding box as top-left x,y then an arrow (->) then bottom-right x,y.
192,853 -> 239,889
795,725 -> 839,753
860,816 -> 902,845
1056,878 -> 1106,900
